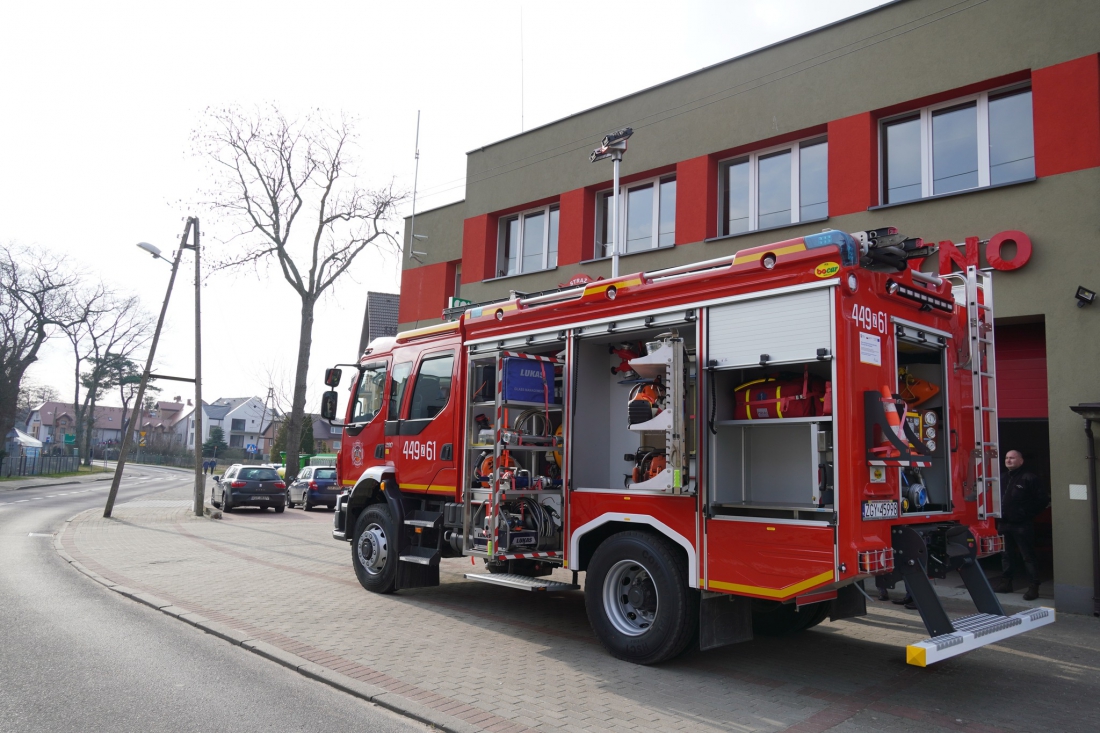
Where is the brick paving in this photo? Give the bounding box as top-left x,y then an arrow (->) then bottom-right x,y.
59,480 -> 1100,733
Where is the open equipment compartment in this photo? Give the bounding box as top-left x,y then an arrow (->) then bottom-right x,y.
571,323 -> 697,494
462,340 -> 566,564
893,320 -> 952,514
706,287 -> 836,520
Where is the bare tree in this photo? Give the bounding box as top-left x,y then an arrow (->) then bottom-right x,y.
193,104 -> 403,479
63,292 -> 154,465
0,244 -> 77,458
16,380 -> 61,426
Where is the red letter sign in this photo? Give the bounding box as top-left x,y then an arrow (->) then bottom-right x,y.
985,230 -> 1032,271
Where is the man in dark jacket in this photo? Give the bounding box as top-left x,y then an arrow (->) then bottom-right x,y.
993,450 -> 1049,600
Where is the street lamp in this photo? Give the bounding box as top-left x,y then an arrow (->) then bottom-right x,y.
1070,402 -> 1100,616
590,127 -> 633,279
103,217 -> 204,518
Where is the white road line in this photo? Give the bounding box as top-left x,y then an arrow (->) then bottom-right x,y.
14,500 -> 28,503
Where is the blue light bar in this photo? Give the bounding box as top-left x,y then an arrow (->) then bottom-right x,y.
804,230 -> 858,266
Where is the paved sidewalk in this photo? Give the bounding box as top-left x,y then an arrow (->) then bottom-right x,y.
58,481 -> 1100,733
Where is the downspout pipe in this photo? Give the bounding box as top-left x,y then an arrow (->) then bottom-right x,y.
1070,403 -> 1100,616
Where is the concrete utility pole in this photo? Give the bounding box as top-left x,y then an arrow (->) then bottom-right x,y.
104,218 -> 202,518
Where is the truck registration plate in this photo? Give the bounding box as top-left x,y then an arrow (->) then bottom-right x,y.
862,500 -> 899,520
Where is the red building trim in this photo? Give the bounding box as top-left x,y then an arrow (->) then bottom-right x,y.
558,187 -> 594,265
1033,54 -> 1100,177
828,112 -> 878,215
398,260 -> 456,324
676,155 -> 717,244
462,214 -> 497,283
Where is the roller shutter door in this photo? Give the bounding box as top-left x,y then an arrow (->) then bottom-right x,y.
708,288 -> 833,368
995,323 -> 1047,418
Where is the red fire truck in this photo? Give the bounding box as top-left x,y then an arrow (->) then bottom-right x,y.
321,227 -> 1053,667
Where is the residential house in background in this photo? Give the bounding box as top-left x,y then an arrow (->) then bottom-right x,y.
23,400 -> 187,450
176,396 -> 279,456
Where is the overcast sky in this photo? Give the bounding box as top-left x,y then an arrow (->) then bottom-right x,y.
2,0 -> 881,412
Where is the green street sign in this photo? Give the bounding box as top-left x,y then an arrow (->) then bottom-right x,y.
63,434 -> 75,445
449,297 -> 473,308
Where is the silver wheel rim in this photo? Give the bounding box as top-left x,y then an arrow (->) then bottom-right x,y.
357,523 -> 389,576
603,559 -> 658,636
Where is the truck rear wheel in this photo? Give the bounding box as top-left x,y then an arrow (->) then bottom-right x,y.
585,531 -> 697,665
351,504 -> 397,594
751,599 -> 831,636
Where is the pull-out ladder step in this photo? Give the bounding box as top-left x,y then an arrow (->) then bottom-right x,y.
907,608 -> 1055,666
464,573 -> 578,592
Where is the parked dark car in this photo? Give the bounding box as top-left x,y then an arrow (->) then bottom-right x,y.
286,466 -> 340,511
213,465 -> 286,513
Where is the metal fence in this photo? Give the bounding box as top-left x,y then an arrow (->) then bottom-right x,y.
0,454 -> 81,478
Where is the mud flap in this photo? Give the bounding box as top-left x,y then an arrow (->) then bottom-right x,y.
699,592 -> 753,651
383,480 -> 440,590
830,582 -> 868,622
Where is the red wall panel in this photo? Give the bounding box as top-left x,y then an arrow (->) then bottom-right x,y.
398,261 -> 454,324
462,214 -> 496,283
558,187 -> 594,265
1033,54 -> 1100,177
996,323 -> 1048,419
827,112 -> 878,216
675,155 -> 717,244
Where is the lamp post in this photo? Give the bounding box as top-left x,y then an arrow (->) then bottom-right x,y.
1070,403 -> 1100,616
103,217 -> 203,518
590,127 -> 633,279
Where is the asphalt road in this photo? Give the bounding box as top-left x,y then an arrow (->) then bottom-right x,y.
0,465 -> 425,733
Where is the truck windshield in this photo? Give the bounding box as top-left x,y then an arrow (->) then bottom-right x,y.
352,363 -> 387,423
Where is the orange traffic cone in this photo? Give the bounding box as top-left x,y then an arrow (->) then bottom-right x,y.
871,385 -> 904,457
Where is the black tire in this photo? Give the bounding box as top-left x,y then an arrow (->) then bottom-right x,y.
286,489 -> 295,509
222,489 -> 234,513
751,599 -> 831,636
327,504 -> 335,511
274,502 -> 285,514
585,531 -> 698,665
351,503 -> 397,594
210,487 -> 219,509
304,497 -> 313,511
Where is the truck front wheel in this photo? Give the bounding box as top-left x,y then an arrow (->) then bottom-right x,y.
585,531 -> 697,665
351,504 -> 397,594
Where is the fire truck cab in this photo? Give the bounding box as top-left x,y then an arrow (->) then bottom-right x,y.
324,226 -> 1053,667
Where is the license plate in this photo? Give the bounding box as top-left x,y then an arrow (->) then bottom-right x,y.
251,496 -> 267,501
862,500 -> 899,520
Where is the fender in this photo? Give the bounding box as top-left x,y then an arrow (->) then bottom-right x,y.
347,465 -> 395,506
570,512 -> 699,589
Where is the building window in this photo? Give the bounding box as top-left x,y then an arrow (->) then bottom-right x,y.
882,86 -> 1033,205
718,138 -> 827,237
497,205 -> 559,277
231,418 -> 245,431
229,434 -> 243,448
595,175 -> 676,258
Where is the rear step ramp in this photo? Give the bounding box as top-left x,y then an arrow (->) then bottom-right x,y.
907,607 -> 1054,667
464,573 -> 578,592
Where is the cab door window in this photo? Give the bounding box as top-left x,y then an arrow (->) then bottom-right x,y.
408,353 -> 456,420
389,362 -> 413,417
351,363 -> 387,424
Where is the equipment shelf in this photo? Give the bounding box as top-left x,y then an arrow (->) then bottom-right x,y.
470,400 -> 562,410
716,416 -> 832,426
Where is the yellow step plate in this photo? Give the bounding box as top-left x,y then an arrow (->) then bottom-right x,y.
907,607 -> 1054,666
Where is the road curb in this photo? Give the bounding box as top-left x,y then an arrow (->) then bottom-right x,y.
54,510 -> 480,733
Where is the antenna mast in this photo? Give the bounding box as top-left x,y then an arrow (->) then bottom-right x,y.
408,111 -> 426,261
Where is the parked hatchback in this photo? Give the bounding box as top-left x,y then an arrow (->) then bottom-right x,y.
286,466 -> 340,511
213,465 -> 286,513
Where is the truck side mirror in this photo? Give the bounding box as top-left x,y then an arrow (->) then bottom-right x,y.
321,390 -> 339,421
324,368 -> 343,387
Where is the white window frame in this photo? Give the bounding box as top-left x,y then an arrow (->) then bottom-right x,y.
496,204 -> 559,278
717,135 -> 828,237
595,173 -> 676,259
879,83 -> 1032,204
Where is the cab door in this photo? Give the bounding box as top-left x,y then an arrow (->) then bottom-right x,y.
392,349 -> 458,497
341,359 -> 390,489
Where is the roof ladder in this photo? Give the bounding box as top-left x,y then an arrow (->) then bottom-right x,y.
965,266 -> 1001,520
